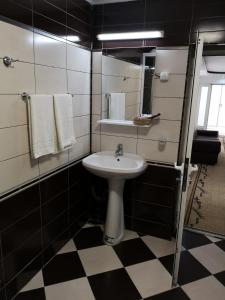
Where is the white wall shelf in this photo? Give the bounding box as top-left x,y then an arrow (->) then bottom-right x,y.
98,119 -> 151,127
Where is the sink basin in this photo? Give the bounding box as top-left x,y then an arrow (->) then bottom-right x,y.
82,151 -> 147,245
82,151 -> 147,179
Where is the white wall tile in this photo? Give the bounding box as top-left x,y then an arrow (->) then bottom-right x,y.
34,33 -> 66,68
0,95 -> 27,128
0,62 -> 35,94
35,65 -> 67,94
100,135 -> 137,153
152,98 -> 183,121
137,139 -> 178,163
68,70 -> 90,95
0,21 -> 34,63
91,134 -> 100,153
0,125 -> 29,161
92,95 -> 101,115
72,95 -> 90,117
91,114 -> 101,134
153,75 -> 186,98
138,120 -> 181,142
92,74 -> 102,95
92,51 -> 102,74
101,124 -> 138,138
67,44 -> 91,73
0,154 -> 39,194
69,135 -> 90,162
155,49 -> 188,74
73,115 -> 90,137
39,151 -> 69,175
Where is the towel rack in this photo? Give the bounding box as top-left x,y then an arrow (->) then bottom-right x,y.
20,92 -> 76,100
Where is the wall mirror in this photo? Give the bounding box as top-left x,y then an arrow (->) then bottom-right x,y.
101,47 -> 156,123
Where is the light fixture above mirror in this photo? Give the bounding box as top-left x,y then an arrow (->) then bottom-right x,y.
97,31 -> 164,41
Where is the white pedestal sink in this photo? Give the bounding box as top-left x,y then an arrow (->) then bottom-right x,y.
82,151 -> 147,245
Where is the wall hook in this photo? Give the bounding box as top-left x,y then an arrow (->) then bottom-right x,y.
3,56 -> 19,68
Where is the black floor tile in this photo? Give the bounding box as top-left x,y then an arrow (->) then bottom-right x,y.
114,238 -> 156,266
14,288 -> 46,300
42,252 -> 85,286
215,240 -> 225,252
145,287 -> 191,300
88,268 -> 141,300
73,226 -> 104,250
178,251 -> 211,285
160,251 -> 211,285
159,254 -> 175,275
182,230 -> 211,250
214,271 -> 225,286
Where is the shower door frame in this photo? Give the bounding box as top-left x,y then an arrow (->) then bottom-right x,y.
172,36 -> 204,285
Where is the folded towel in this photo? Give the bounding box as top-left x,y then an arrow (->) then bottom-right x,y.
53,94 -> 76,151
109,93 -> 125,120
28,95 -> 58,159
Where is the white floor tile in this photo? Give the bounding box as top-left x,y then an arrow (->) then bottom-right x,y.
21,271 -> 44,292
182,276 -> 225,300
126,259 -> 172,298
78,245 -> 123,276
141,235 -> 176,258
206,235 -> 221,243
122,229 -> 139,241
189,244 -> 225,274
57,240 -> 76,255
45,277 -> 95,300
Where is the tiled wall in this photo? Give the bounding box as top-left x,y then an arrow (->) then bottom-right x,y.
0,0 -> 92,48
0,15 -> 91,300
93,0 -> 225,49
92,47 -> 188,165
101,55 -> 142,120
0,20 -> 91,196
89,164 -> 179,240
0,162 -> 92,300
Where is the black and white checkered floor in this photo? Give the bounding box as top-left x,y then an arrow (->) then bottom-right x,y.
15,225 -> 225,300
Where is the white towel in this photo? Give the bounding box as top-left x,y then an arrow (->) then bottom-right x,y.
53,94 -> 76,151
28,95 -> 58,159
109,93 -> 125,120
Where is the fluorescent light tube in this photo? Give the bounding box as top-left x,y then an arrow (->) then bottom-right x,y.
64,35 -> 80,42
97,31 -> 164,41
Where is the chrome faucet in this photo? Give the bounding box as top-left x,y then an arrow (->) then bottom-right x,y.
115,144 -> 123,157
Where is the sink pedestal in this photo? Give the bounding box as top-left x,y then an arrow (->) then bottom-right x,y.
104,179 -> 125,246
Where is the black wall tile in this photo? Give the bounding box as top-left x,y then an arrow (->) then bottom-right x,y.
42,229 -> 70,266
40,169 -> 68,204
132,218 -> 172,240
0,184 -> 40,232
133,201 -> 174,225
5,254 -> 42,300
46,0 -> 67,11
145,0 -> 192,23
103,0 -> 145,26
133,182 -> 175,207
41,191 -> 69,226
3,231 -> 42,283
33,0 -> 67,25
1,210 -> 41,257
67,0 -> 92,24
33,12 -> 67,37
42,211 -> 68,249
0,288 -> 6,300
0,1 -> 33,27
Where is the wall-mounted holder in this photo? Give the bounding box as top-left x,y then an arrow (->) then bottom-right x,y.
3,56 -> 19,68
155,72 -> 169,82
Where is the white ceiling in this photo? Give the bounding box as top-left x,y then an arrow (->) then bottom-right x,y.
87,0 -> 136,4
